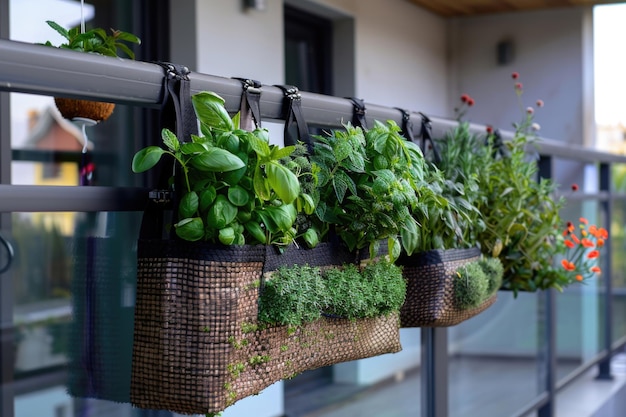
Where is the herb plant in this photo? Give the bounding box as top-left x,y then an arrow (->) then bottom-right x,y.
258,260 -> 406,326
42,20 -> 141,59
132,92 -> 313,246
310,121 -> 430,259
454,257 -> 503,309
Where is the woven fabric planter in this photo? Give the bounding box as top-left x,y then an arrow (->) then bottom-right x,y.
130,239 -> 401,415
397,247 -> 496,327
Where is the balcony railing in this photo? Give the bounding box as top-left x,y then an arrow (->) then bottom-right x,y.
1,37 -> 626,417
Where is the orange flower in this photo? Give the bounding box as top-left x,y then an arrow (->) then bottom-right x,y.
581,238 -> 595,248
576,274 -> 583,281
587,250 -> 599,259
598,227 -> 609,239
580,217 -> 589,225
581,230 -> 588,237
571,234 -> 580,244
561,259 -> 576,271
591,266 -> 602,274
597,239 -> 605,248
564,240 -> 575,249
589,225 -> 598,236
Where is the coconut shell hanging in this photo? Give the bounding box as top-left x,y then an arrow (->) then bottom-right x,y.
54,97 -> 115,122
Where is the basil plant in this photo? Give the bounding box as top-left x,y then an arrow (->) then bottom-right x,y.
132,92 -> 315,247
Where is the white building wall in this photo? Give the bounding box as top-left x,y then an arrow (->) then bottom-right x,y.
447,7 -> 593,146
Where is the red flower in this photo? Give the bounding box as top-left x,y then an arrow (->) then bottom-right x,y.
587,250 -> 599,259
467,98 -> 475,106
515,82 -> 523,90
571,183 -> 579,191
598,227 -> 609,239
581,238 -> 595,248
512,72 -> 519,79
579,217 -> 589,225
564,240 -> 575,249
486,125 -> 494,134
460,94 -> 470,103
591,266 -> 602,274
561,259 -> 576,271
536,99 -> 544,107
571,234 -> 580,244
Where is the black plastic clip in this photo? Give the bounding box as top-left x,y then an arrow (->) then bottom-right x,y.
346,97 -> 367,129
275,84 -> 313,153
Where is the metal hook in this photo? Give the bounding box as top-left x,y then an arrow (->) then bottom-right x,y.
0,233 -> 14,274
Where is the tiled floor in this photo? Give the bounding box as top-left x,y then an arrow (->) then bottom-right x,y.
285,355 -> 625,417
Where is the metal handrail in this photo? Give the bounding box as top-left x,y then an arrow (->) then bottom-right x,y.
2,38 -> 626,165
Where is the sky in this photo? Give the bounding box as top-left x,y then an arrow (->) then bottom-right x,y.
594,3 -> 626,126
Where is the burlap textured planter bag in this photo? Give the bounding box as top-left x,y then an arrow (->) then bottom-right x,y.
398,247 -> 496,327
130,239 -> 401,415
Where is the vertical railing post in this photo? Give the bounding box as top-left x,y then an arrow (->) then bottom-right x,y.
597,162 -> 613,380
537,155 -> 556,417
421,327 -> 448,417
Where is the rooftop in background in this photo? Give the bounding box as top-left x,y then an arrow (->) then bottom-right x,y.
408,0 -> 625,17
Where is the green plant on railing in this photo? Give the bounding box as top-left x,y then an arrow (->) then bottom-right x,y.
41,20 -> 141,58
258,260 -> 406,326
454,257 -> 503,308
132,92 -> 314,247
310,121 -> 431,259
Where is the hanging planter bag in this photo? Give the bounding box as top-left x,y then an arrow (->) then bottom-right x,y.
397,247 -> 496,327
130,238 -> 401,415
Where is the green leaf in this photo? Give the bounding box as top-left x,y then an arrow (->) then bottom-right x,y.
302,228 -> 319,248
263,204 -> 297,231
190,148 -> 245,172
46,21 -> 70,41
244,221 -> 267,244
248,131 -> 271,158
270,145 -> 295,161
253,166 -> 271,201
174,217 -> 205,241
400,217 -> 419,256
199,187 -> 217,211
266,162 -> 300,203
207,195 -> 238,229
232,112 -> 241,129
131,146 -> 164,173
161,128 -> 179,151
227,186 -> 250,207
192,92 -> 234,130
219,227 -> 236,245
179,191 -> 199,219
114,31 -> 141,45
181,142 -> 208,155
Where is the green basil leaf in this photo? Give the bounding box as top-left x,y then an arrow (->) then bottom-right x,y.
161,128 -> 179,151
174,217 -> 205,241
192,92 -> 233,130
263,204 -> 296,231
302,228 -> 319,248
179,191 -> 199,219
247,130 -> 271,158
270,145 -> 295,160
218,227 -> 236,245
199,187 -> 217,211
217,132 -> 240,154
131,146 -> 164,173
228,186 -> 250,207
244,221 -> 267,244
181,142 -> 208,155
253,165 -> 271,201
221,166 -> 247,185
400,217 -> 419,256
190,148 -> 245,172
266,162 -> 300,203
207,195 -> 237,229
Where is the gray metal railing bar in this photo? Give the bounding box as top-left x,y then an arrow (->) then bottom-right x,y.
508,392 -> 550,417
2,39 -> 626,165
0,185 -> 148,212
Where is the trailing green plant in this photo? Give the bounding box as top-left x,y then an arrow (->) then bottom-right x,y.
258,260 -> 406,326
41,20 -> 141,59
132,92 -> 314,246
310,120 -> 432,259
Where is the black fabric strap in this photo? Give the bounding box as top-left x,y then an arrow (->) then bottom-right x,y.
274,85 -> 314,154
346,97 -> 367,129
141,62 -> 198,240
491,129 -> 509,158
418,113 -> 442,164
234,78 -> 262,130
395,108 -> 415,142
